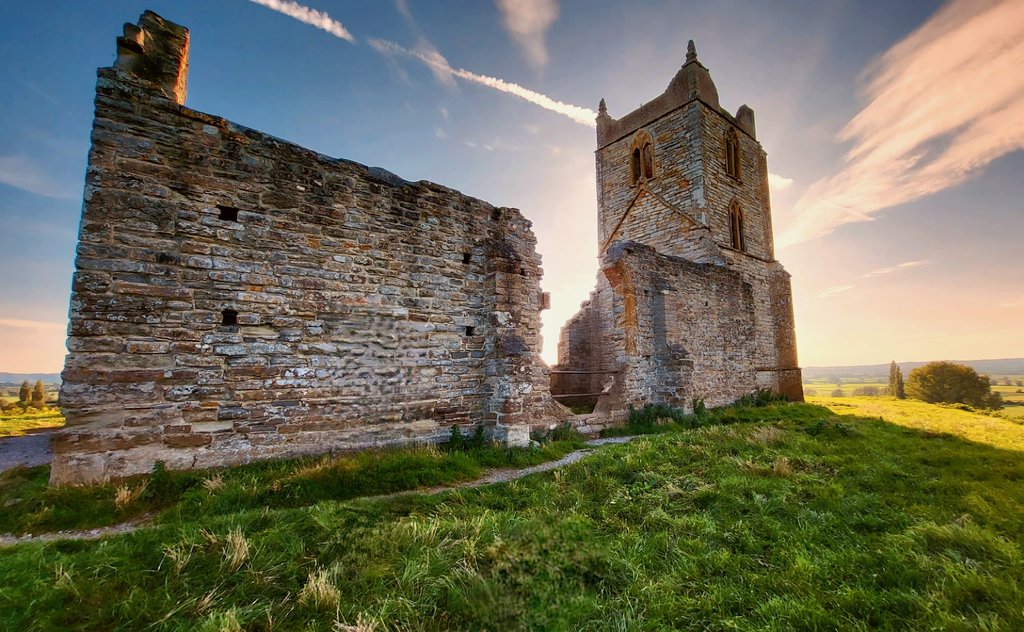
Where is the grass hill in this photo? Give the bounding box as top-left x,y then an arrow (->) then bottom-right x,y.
1,399 -> 1023,629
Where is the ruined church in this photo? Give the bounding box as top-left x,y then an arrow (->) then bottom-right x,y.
552,40 -> 803,424
53,12 -> 800,485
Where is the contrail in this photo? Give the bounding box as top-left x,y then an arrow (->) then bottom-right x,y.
246,0 -> 595,127
369,38 -> 596,127
248,0 -> 355,43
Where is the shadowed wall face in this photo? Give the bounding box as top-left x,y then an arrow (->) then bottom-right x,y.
54,13 -> 567,486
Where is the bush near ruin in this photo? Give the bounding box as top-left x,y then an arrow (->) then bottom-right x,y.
906,361 -> 1003,410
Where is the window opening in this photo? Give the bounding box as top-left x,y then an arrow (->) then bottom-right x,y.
217,205 -> 239,222
729,202 -> 746,252
725,128 -> 741,179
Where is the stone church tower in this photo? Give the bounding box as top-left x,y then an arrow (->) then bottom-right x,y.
554,41 -> 802,421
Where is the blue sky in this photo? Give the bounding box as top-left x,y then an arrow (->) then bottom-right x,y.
1,0 -> 1022,372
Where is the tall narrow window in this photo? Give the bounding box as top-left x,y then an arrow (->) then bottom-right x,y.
631,148 -> 642,185
629,129 -> 655,186
730,202 -> 746,251
725,128 -> 741,179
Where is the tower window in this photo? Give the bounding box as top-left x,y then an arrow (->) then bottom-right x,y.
725,128 -> 741,179
629,130 -> 655,186
729,202 -> 746,252
221,309 -> 238,326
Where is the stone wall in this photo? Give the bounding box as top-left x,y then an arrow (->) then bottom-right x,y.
54,12 -> 569,485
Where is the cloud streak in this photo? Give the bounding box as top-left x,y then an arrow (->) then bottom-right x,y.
768,173 -> 793,192
0,318 -> 66,330
817,285 -> 855,298
248,0 -> 355,43
495,0 -> 560,69
368,38 -> 596,127
0,154 -> 77,200
859,259 -> 930,279
779,0 -> 1024,248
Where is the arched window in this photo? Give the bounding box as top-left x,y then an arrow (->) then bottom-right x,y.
631,147 -> 642,184
725,127 -> 741,179
729,202 -> 746,251
629,130 -> 655,186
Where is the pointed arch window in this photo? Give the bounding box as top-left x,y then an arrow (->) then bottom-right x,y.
730,201 -> 746,251
725,127 -> 741,179
629,130 -> 655,186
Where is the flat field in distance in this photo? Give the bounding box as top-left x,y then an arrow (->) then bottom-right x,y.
0,409 -> 64,437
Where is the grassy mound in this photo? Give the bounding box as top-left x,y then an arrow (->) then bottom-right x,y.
1,401 -> 1023,630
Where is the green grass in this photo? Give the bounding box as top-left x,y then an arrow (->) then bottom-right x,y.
0,409 -> 64,437
0,437 -> 586,537
2,401 -> 1024,630
810,396 -> 1024,450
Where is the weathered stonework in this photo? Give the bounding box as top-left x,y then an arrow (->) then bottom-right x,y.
554,41 -> 802,419
54,12 -> 570,485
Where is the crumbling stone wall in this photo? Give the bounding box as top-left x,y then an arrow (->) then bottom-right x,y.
54,12 -> 569,485
557,41 -> 802,419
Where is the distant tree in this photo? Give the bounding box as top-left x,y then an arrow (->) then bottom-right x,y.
831,388 -> 845,397
803,388 -> 817,397
853,386 -> 881,396
906,361 -> 1002,410
1004,378 -> 1013,386
17,381 -> 31,406
888,361 -> 906,399
31,380 -> 46,409
1016,379 -> 1023,387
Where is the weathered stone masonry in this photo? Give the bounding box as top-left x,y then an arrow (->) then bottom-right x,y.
554,41 -> 802,422
54,12 -> 569,485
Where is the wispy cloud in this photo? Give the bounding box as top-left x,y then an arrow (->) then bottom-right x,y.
248,0 -> 355,43
368,38 -> 596,126
0,318 -> 66,330
817,284 -> 855,298
251,0 -> 593,126
394,0 -> 413,22
495,0 -> 560,69
0,154 -> 77,200
768,173 -> 793,191
778,0 -> 1024,248
859,259 -> 930,279
434,126 -> 448,140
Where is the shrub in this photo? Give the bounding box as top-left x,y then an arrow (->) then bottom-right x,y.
546,422 -> 584,443
906,361 -> 1003,410
734,388 -> 788,407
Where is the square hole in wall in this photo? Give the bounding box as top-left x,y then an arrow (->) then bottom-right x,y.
465,325 -> 476,336
217,205 -> 239,222
462,252 -> 472,264
222,309 -> 238,326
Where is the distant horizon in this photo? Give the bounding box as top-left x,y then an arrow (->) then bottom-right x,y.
3,356 -> 1024,380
